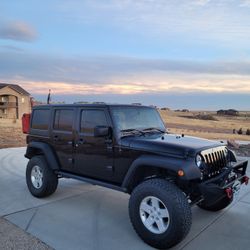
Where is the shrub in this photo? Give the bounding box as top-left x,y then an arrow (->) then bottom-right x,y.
195,114 -> 218,121
237,128 -> 243,135
246,129 -> 250,136
180,114 -> 218,121
161,107 -> 170,111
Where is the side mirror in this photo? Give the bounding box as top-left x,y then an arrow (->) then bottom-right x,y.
94,126 -> 110,137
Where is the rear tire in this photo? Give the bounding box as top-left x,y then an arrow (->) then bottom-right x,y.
129,178 -> 192,249
197,196 -> 233,212
26,156 -> 58,198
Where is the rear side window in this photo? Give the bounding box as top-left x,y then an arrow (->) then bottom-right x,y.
54,109 -> 74,131
31,109 -> 50,130
81,110 -> 107,134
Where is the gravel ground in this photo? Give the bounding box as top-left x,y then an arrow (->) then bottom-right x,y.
0,217 -> 52,250
230,144 -> 250,157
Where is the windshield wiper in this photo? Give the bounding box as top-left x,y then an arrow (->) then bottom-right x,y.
120,128 -> 145,137
142,127 -> 166,133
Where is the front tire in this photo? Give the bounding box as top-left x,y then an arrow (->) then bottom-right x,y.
129,178 -> 192,249
26,156 -> 58,198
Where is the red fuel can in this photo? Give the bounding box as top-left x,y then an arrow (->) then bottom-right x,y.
22,113 -> 31,134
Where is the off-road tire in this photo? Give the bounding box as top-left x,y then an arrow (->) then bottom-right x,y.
197,196 -> 233,212
129,178 -> 192,249
26,156 -> 58,198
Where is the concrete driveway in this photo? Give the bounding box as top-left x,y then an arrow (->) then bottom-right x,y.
0,147 -> 250,250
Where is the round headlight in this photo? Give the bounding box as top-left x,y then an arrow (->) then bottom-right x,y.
196,154 -> 202,167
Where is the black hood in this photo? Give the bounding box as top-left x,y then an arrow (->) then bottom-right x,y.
121,133 -> 225,158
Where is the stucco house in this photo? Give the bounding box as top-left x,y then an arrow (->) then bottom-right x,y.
0,83 -> 31,119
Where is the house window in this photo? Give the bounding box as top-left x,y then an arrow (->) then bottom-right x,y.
1,96 -> 8,102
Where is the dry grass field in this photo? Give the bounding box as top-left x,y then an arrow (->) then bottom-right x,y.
0,120 -> 26,149
160,110 -> 250,141
0,110 -> 250,149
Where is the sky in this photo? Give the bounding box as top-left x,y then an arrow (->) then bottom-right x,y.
0,0 -> 250,110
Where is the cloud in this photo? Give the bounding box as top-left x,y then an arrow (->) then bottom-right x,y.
57,0 -> 250,46
16,76 -> 250,96
192,0 -> 211,6
1,51 -> 250,96
0,45 -> 23,52
240,0 -> 250,6
1,51 -> 250,81
0,21 -> 37,42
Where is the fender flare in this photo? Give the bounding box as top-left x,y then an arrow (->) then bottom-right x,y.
25,142 -> 60,170
121,155 -> 200,189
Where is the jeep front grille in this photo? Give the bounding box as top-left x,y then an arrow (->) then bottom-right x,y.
201,146 -> 228,178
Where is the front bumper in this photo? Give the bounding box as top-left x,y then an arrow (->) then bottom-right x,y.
198,159 -> 248,206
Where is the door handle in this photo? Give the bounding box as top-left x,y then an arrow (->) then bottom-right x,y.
75,138 -> 85,147
78,138 -> 85,145
54,135 -> 59,141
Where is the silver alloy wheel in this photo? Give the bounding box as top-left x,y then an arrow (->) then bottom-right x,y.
31,165 -> 43,189
139,196 -> 170,234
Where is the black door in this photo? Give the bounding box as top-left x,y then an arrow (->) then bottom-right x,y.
74,108 -> 114,181
51,108 -> 75,171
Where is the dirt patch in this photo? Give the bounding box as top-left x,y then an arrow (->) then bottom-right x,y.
179,114 -> 218,121
167,122 -> 233,134
228,144 -> 250,157
0,126 -> 26,149
0,217 -> 52,250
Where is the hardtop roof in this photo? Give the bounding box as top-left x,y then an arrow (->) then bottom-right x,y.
32,103 -> 154,109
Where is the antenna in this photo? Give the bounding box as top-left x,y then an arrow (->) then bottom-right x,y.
47,89 -> 51,104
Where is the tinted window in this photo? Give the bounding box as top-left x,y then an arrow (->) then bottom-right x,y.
81,110 -> 107,134
54,109 -> 74,131
111,107 -> 165,132
31,109 -> 50,130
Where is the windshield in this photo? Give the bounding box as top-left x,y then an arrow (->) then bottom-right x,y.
110,106 -> 166,136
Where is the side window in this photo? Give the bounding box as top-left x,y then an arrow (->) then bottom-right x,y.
53,109 -> 74,131
81,110 -> 108,134
31,109 -> 50,130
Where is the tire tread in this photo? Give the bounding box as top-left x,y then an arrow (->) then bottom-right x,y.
26,156 -> 58,198
129,178 -> 192,249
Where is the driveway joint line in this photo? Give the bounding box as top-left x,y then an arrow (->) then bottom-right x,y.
239,200 -> 250,205
179,201 -> 239,250
3,188 -> 97,218
239,189 -> 250,201
25,208 -> 38,231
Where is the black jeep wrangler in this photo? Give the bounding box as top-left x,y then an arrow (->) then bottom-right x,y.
25,104 -> 248,249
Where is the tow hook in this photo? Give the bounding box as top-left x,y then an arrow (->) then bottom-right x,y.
243,176 -> 249,185
225,187 -> 233,199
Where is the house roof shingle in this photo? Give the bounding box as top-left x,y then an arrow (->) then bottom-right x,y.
0,83 -> 30,96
